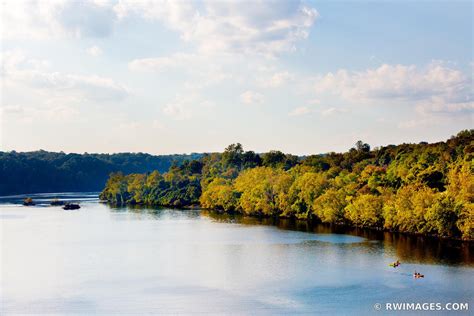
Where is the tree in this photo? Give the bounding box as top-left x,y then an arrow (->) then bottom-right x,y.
284,172 -> 329,219
262,151 -> 298,169
301,155 -> 330,172
234,167 -> 293,216
313,188 -> 347,223
446,159 -> 474,239
242,151 -> 262,169
355,140 -> 371,153
200,178 -> 239,211
262,151 -> 286,168
345,194 -> 383,227
382,184 -> 436,233
99,172 -> 129,204
127,173 -> 146,204
425,196 -> 460,237
222,143 -> 244,169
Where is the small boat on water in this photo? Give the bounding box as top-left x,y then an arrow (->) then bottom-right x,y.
23,197 -> 35,206
51,199 -> 64,206
389,260 -> 401,268
413,271 -> 424,279
63,203 -> 80,210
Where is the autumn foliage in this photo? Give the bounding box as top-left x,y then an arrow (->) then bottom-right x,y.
101,130 -> 473,239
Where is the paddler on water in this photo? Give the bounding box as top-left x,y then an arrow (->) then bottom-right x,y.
389,260 -> 401,267
413,271 -> 424,278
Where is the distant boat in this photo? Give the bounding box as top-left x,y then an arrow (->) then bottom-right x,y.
23,197 -> 35,206
63,203 -> 80,210
51,199 -> 64,206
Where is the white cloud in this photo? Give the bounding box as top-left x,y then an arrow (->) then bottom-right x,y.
1,0 -> 63,40
2,50 -> 129,102
259,71 -> 294,88
86,45 -> 103,57
320,107 -> 347,117
129,52 -> 233,92
162,95 -> 194,120
22,71 -> 128,102
1,103 -> 79,123
161,94 -> 218,121
3,0 -> 318,56
116,0 -> 318,56
415,97 -> 474,115
241,90 -> 264,105
314,61 -> 473,114
397,116 -> 448,129
1,0 -> 118,40
129,53 -> 197,72
289,106 -> 313,116
163,103 -> 191,120
288,101 -> 346,117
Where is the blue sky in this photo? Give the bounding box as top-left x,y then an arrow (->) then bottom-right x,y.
1,0 -> 472,155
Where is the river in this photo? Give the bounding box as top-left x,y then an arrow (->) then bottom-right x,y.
1,193 -> 472,314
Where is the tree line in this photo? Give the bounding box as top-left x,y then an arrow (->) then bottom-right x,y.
100,130 -> 473,240
0,151 -> 202,195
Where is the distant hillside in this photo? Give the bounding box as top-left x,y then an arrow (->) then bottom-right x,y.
0,151 -> 203,195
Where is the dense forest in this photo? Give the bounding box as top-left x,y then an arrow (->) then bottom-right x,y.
0,151 -> 202,195
100,130 -> 473,240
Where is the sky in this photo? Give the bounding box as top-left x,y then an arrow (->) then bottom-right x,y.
1,0 -> 473,155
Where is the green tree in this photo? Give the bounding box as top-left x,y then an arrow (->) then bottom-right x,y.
345,194 -> 383,227
200,178 -> 239,211
382,184 -> 436,233
284,172 -> 329,219
313,188 -> 347,223
235,167 -> 293,216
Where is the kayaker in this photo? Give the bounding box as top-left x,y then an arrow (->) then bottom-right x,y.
413,271 -> 424,278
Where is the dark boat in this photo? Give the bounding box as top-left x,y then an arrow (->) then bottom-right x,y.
51,199 -> 64,206
23,197 -> 35,206
63,203 -> 80,210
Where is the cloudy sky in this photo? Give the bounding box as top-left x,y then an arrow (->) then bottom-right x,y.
1,0 -> 472,155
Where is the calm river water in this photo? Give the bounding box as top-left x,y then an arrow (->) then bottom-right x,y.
1,193 -> 472,314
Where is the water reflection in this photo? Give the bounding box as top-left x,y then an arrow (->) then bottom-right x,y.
109,204 -> 202,221
104,204 -> 474,266
201,210 -> 473,266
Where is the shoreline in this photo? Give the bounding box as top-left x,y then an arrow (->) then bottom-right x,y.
3,191 -> 471,243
